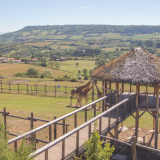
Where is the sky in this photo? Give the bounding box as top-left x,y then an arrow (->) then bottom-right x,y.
0,0 -> 160,33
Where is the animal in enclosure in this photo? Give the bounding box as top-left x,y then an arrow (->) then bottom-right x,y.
70,80 -> 91,107
76,86 -> 92,108
94,83 -> 102,109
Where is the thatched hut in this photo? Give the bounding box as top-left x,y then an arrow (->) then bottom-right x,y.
90,48 -> 160,149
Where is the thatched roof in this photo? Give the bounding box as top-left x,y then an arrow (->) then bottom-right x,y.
91,48 -> 160,84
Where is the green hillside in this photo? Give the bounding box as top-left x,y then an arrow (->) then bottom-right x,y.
0,25 -> 160,60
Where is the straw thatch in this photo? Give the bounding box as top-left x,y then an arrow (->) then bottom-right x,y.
91,48 -> 160,84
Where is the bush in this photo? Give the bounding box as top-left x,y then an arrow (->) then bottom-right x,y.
15,72 -> 26,77
84,75 -> 89,80
27,68 -> 39,76
84,122 -> 114,160
77,75 -> 82,79
0,119 -> 34,160
54,77 -> 65,81
42,70 -> 53,78
70,78 -> 78,82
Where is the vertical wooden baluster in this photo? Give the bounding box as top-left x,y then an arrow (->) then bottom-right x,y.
76,131 -> 79,157
54,116 -> 57,140
85,108 -> 87,122
74,113 -> 77,128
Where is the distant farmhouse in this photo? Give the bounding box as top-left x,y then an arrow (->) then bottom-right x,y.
13,60 -> 21,63
0,58 -> 8,63
28,58 -> 38,62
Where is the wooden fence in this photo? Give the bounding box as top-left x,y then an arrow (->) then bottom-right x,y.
0,82 -> 101,98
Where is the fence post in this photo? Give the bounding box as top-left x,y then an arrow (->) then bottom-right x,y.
132,136 -> 137,160
27,83 -> 28,94
62,139 -> 65,160
55,85 -> 56,97
3,107 -> 7,139
88,124 -> 91,138
14,141 -> 17,153
36,84 -> 37,95
30,112 -> 36,150
54,116 -> 57,140
65,85 -> 67,98
18,83 -> 19,94
85,108 -> 87,122
63,119 -> 65,135
9,83 -> 10,93
1,82 -> 2,93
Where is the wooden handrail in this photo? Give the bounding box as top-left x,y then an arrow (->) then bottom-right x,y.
29,93 -> 137,158
8,91 -> 117,144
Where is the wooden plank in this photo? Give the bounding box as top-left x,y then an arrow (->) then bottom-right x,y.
63,119 -> 65,135
130,82 -> 132,93
85,109 -> 87,122
74,113 -> 77,128
99,117 -> 101,134
62,140 -> 65,160
49,126 -> 52,142
122,82 -> 124,93
45,150 -> 48,160
54,116 -> 57,140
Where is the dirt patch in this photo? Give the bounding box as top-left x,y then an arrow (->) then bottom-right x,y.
9,79 -> 30,83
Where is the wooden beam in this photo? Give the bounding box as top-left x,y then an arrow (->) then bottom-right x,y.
115,82 -> 119,104
152,111 -> 156,130
122,82 -> 124,93
92,79 -> 95,109
102,80 -> 105,112
114,126 -> 118,154
155,83 -> 159,149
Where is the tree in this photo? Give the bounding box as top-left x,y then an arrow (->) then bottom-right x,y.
42,70 -> 53,78
84,123 -> 114,160
41,58 -> 47,67
49,61 -> 54,68
76,63 -> 79,66
83,68 -> 88,75
78,70 -> 81,75
95,56 -> 106,67
55,63 -> 60,69
27,68 -> 39,76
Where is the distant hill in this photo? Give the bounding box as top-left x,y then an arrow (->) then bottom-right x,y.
1,25 -> 160,43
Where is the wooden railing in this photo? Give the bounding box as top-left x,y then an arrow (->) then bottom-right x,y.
27,93 -> 137,159
7,91 -> 117,150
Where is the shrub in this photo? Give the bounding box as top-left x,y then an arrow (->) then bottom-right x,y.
77,75 -> 82,79
70,78 -> 78,82
27,68 -> 39,76
84,75 -> 89,80
42,70 -> 53,78
15,72 -> 26,77
54,77 -> 65,81
0,119 -> 34,160
84,122 -> 114,160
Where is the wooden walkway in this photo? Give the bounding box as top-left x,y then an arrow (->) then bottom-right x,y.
35,93 -> 138,160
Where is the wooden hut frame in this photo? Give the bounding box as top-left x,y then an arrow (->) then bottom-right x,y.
91,48 -> 160,149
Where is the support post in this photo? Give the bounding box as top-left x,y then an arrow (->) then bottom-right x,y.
3,107 -> 7,139
18,83 -> 19,94
155,83 -> 159,149
114,126 -> 118,154
62,140 -> 65,160
65,85 -> 67,98
74,113 -> 77,128
102,80 -> 105,112
130,82 -> 131,93
132,136 -> 137,160
92,79 -> 94,109
27,83 -> 28,94
109,80 -> 112,107
76,131 -> 79,157
55,85 -> 56,97
49,125 -> 52,142
135,83 -> 139,139
54,116 -> 57,140
121,82 -> 124,93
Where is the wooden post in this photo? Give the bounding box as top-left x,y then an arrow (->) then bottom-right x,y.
105,81 -> 107,95
102,80 -> 105,112
45,84 -> 47,95
14,141 -> 17,153
49,125 -> 52,142
92,79 -> 94,108
114,126 -> 118,154
99,117 -> 102,134
55,85 -> 56,97
116,82 -> 119,104
130,82 -> 131,93
30,112 -> 35,147
65,85 -> 67,98
152,111 -> 156,130
3,108 -> 7,139
132,136 -> 137,160
108,112 -> 111,132
1,82 -> 2,93
62,140 -> 65,160
109,81 -> 112,107
74,113 -> 77,128
9,83 -> 10,93
36,84 -> 37,95
31,85 -> 32,94
27,83 -> 28,94
54,116 -> 57,140
18,83 -> 19,94
63,119 -> 65,135
88,124 -> 91,138
45,150 -> 48,160
85,108 -> 87,122
135,83 -> 139,139
155,83 -> 159,149
94,104 -> 96,117
121,82 -> 124,93
76,131 -> 79,157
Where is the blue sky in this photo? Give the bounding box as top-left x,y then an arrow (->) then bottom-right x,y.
0,0 -> 160,33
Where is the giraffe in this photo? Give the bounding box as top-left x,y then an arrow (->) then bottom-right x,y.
77,86 -> 92,108
70,80 -> 91,107
94,83 -> 102,109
